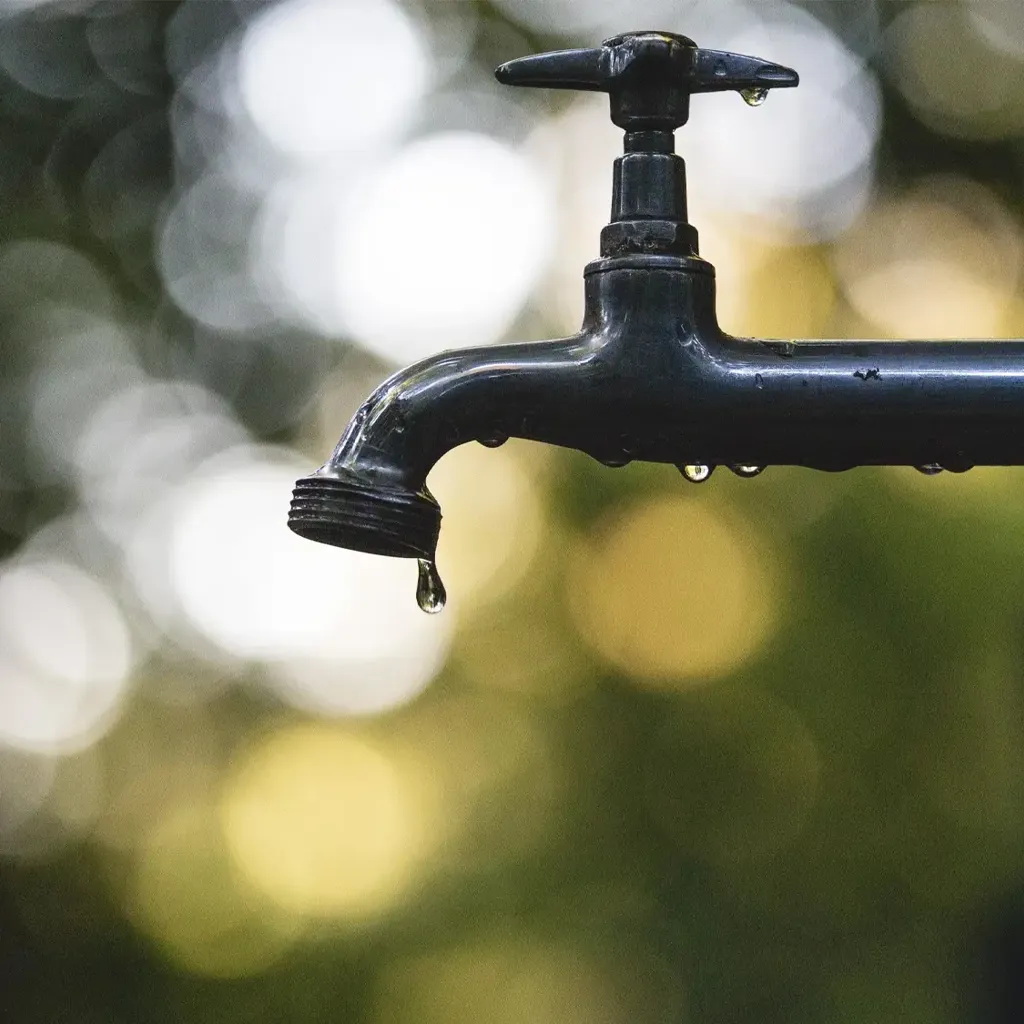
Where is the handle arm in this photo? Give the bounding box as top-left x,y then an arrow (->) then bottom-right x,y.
692,47 -> 799,93
495,33 -> 798,130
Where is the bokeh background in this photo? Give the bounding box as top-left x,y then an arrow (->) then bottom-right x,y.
3,0 -> 1024,1021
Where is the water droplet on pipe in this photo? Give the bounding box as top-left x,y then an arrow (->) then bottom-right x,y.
478,433 -> 508,449
680,464 -> 713,483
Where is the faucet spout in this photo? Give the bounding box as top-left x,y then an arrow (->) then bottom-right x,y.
288,254 -> 720,563
287,325 -> 605,562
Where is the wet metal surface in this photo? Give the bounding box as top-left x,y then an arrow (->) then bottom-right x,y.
289,31 -> 1024,589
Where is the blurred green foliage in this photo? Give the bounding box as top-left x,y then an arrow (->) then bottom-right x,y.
4,3 -> 1024,1024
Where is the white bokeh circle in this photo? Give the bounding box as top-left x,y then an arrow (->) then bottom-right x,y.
335,131 -> 555,363
237,0 -> 431,161
686,10 -> 882,238
167,447 -> 452,715
0,560 -> 134,753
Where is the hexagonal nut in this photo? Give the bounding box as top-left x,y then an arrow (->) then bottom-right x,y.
600,219 -> 699,257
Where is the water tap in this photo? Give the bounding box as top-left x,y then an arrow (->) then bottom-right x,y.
289,31 -> 1024,611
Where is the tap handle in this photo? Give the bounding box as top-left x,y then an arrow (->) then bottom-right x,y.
495,31 -> 798,131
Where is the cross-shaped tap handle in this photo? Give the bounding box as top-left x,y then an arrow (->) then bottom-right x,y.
495,31 -> 799,132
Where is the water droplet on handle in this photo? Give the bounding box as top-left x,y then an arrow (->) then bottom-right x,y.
416,559 -> 447,614
916,464 -> 944,476
680,464 -> 713,483
731,465 -> 765,478
740,87 -> 768,107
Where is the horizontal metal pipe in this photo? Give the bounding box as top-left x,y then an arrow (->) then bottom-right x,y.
291,255 -> 1024,560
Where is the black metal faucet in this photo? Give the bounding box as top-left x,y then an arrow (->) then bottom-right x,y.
289,31 -> 1024,610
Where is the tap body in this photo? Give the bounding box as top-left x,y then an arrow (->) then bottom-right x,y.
289,32 -> 1024,570
289,253 -> 1024,563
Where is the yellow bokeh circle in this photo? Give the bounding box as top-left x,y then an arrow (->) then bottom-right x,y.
128,807 -> 300,978
567,495 -> 780,685
220,724 -> 425,921
834,177 -> 1022,339
373,934 -> 685,1024
428,440 -> 545,607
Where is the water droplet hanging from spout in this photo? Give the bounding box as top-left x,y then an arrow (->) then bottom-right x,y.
731,465 -> 765,478
680,464 -> 713,483
916,464 -> 944,476
416,559 -> 447,614
740,87 -> 768,107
